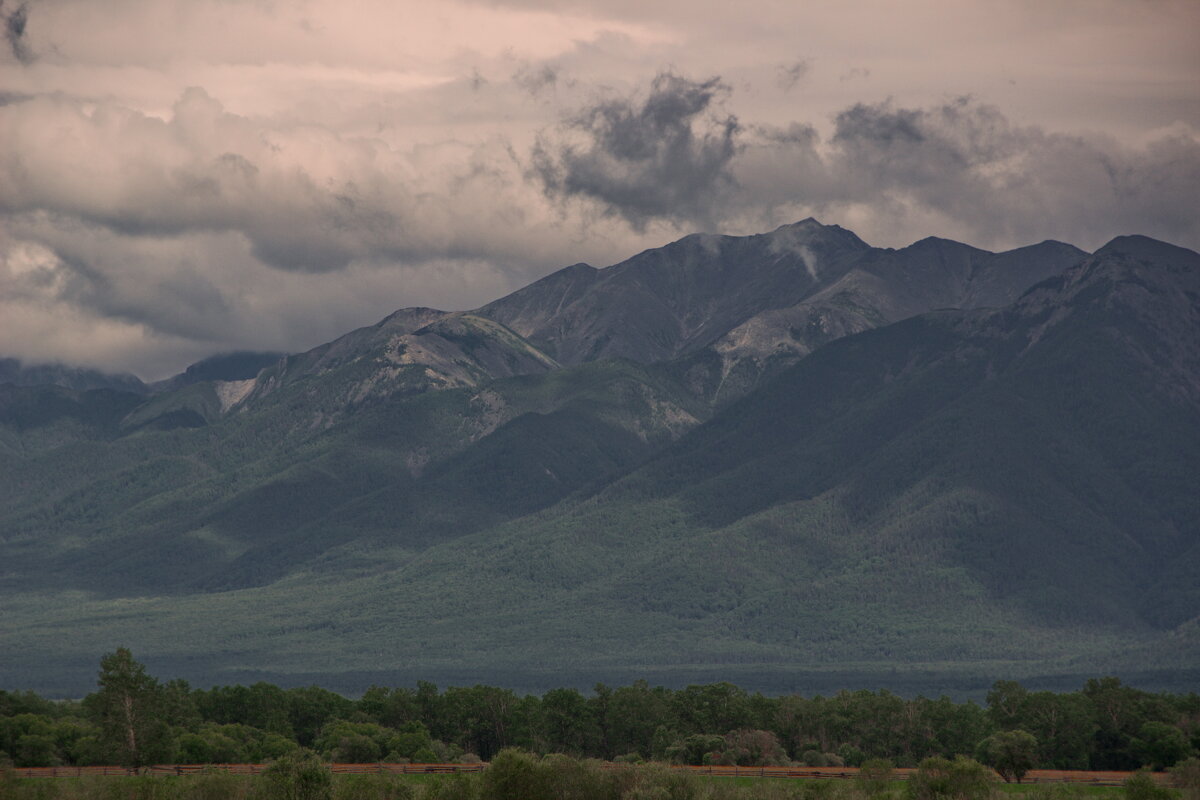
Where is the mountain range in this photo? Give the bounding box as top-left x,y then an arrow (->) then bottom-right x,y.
1,220 -> 1196,697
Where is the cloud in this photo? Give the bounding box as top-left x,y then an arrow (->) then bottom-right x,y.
2,0 -> 32,64
513,63 -> 560,97
531,72 -> 740,229
532,83 -> 1200,255
1,0 -> 1198,380
816,98 -> 1200,250
776,59 -> 811,90
0,86 -> 626,275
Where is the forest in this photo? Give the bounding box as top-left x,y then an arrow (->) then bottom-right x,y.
2,650 -> 1197,773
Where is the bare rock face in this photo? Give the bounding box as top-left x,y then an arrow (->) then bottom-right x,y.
239,308 -> 558,424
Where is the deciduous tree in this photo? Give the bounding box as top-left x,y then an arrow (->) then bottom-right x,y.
979,729 -> 1037,783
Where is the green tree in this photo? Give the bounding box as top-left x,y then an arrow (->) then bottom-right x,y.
674,682 -> 751,736
990,686 -> 1094,769
721,728 -> 788,766
534,688 -> 598,756
82,647 -> 172,768
1135,721 -> 1192,770
286,686 -> 355,748
979,729 -> 1038,783
986,682 -> 1029,731
594,680 -> 676,759
663,733 -> 725,765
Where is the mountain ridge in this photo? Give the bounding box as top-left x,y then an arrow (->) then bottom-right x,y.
0,221 -> 1196,695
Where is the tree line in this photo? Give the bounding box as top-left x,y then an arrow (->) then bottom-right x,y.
1,650 -> 1197,773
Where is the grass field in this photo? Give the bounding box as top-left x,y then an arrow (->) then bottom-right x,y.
0,767 -> 1165,800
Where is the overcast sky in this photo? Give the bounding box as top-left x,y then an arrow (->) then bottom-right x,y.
2,0 -> 1198,379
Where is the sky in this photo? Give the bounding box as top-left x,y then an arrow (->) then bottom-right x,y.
1,0 -> 1198,379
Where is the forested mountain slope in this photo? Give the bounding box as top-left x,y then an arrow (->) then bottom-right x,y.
0,223 -> 1194,695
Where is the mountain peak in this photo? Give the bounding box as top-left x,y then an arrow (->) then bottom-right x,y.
768,218 -> 871,250
376,307 -> 449,330
771,217 -> 822,232
1094,235 -> 1200,271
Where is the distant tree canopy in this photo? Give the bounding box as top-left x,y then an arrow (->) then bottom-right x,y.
1,654 -> 1197,771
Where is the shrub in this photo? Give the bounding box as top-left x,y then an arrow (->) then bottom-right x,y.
1124,770 -> 1173,800
0,753 -> 14,797
184,769 -> 253,800
905,756 -> 994,800
616,763 -> 702,800
332,773 -> 414,800
480,749 -> 553,800
257,751 -> 333,800
424,773 -> 482,800
857,758 -> 896,798
411,746 -> 439,764
800,778 -> 841,800
1171,758 -> 1200,800
840,745 -> 867,768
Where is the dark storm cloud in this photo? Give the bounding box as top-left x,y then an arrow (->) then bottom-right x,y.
2,0 -> 33,64
776,59 -> 810,91
529,81 -> 1200,252
532,72 -> 740,229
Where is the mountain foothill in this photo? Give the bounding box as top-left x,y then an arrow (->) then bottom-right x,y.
1,219 -> 1197,696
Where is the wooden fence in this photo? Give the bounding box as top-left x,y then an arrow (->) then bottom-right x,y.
9,763 -> 1168,785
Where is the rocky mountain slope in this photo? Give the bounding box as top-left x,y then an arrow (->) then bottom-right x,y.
477,220 -> 874,364
677,236 -> 1087,403
477,219 -> 1084,404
